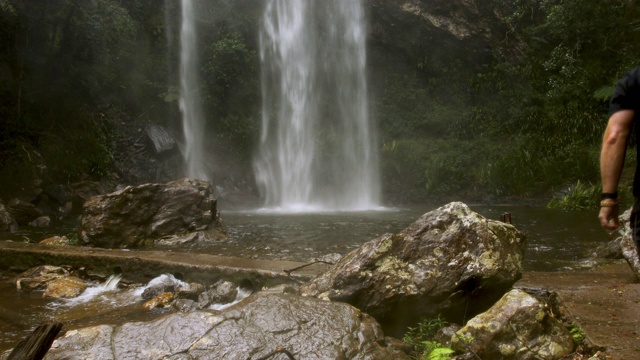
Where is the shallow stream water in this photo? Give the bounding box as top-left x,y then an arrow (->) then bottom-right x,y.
0,203 -> 610,352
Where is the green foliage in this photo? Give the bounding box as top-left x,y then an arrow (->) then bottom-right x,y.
0,0 -> 172,186
204,32 -> 256,101
0,0 -> 15,20
200,28 -> 259,162
382,134 -> 600,199
569,322 -> 586,344
427,348 -> 455,360
39,108 -> 114,182
374,0 -> 636,201
65,231 -> 80,246
547,180 -> 600,211
403,315 -> 454,359
391,0 -> 638,202
160,86 -> 180,103
1,0 -> 639,202
593,85 -> 616,102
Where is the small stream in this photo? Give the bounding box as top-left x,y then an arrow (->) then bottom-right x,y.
0,204 -> 611,352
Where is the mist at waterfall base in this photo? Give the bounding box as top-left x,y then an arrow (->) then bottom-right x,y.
253,0 -> 381,212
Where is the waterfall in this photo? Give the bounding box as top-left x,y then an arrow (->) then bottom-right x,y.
179,0 -> 208,181
254,0 -> 381,212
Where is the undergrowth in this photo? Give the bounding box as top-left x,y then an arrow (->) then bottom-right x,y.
403,315 -> 455,360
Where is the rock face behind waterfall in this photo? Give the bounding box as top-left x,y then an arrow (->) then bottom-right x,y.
80,178 -> 226,248
44,292 -> 409,360
300,202 -> 526,334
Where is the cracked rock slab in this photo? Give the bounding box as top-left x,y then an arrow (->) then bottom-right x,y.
45,292 -> 408,359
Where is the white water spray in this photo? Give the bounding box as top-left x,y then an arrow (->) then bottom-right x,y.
209,285 -> 253,311
254,0 -> 381,212
179,0 -> 209,180
62,273 -> 123,306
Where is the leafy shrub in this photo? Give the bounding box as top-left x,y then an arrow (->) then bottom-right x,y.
569,322 -> 586,344
403,315 -> 454,360
547,180 -> 600,211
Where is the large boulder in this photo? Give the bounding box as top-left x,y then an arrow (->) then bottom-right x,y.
7,198 -> 42,225
70,181 -> 105,214
0,201 -> 17,232
45,292 -> 409,359
79,178 -> 226,248
300,202 -> 526,335
451,289 -> 574,359
14,265 -> 70,291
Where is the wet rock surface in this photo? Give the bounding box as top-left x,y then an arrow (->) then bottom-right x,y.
28,215 -> 50,228
43,276 -> 88,299
452,289 -> 574,359
142,292 -> 175,310
45,292 -> 410,360
70,181 -> 106,213
79,178 -> 226,248
615,208 -> 640,280
7,198 -> 42,226
197,280 -> 237,309
0,202 -> 17,233
145,125 -> 177,156
39,236 -> 71,246
14,265 -> 70,291
301,202 -> 526,335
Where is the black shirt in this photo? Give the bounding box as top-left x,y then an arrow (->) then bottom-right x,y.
610,66 -> 640,196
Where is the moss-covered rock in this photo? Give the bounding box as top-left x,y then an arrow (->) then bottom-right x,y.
301,202 -> 526,336
452,289 -> 574,359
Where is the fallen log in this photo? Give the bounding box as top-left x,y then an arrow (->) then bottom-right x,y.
7,322 -> 63,360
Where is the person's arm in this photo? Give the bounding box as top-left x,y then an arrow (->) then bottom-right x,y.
599,109 -> 635,229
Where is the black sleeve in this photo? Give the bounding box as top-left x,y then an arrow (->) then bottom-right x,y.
610,67 -> 640,115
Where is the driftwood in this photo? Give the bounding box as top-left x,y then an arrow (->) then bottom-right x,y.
7,322 -> 63,360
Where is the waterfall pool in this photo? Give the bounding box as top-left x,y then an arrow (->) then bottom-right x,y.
0,204 -> 610,352
196,204 -> 609,272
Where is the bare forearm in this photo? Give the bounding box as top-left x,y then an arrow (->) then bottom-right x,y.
600,140 -> 627,193
600,110 -> 634,193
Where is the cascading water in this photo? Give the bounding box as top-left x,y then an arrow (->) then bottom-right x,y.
179,0 -> 208,181
254,0 -> 381,212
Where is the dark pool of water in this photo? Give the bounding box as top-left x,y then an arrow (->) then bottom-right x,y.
0,203 -> 611,352
186,204 -> 609,272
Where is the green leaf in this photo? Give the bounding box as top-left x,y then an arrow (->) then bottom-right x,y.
592,85 -> 615,101
428,347 -> 455,360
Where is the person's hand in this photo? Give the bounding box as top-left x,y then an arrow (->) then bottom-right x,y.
598,205 -> 620,230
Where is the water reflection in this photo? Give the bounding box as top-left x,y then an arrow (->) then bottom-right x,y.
1,204 -> 609,272
184,204 -> 607,272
